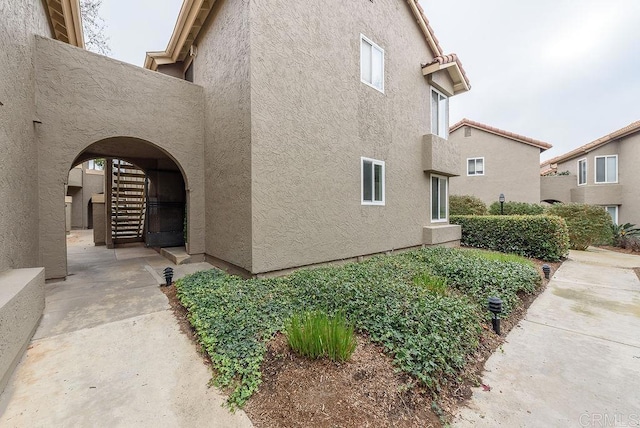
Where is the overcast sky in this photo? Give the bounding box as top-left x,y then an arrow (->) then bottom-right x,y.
99,0 -> 639,162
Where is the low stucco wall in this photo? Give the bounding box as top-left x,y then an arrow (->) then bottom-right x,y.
35,36 -> 205,279
0,267 -> 45,394
423,224 -> 461,246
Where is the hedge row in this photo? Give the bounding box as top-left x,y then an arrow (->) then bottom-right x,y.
450,215 -> 570,261
450,195 -> 488,215
488,201 -> 546,215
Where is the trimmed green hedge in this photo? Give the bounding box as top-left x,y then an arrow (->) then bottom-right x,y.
488,201 -> 546,215
546,203 -> 613,250
450,195 -> 488,216
450,215 -> 570,261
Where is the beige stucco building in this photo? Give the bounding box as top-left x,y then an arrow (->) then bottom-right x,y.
449,119 -> 552,206
541,121 -> 640,225
66,161 -> 105,230
1,0 -> 470,391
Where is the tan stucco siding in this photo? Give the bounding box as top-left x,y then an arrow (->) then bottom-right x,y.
545,136 -> 640,225
34,36 -> 205,278
248,0 -> 437,273
0,0 -> 52,272
194,0 -> 253,271
449,127 -> 542,205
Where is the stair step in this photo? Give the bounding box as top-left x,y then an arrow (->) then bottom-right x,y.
113,172 -> 145,178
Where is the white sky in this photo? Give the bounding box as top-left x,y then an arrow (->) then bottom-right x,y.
99,0 -> 640,162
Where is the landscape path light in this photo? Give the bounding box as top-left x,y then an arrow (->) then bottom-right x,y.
499,193 -> 505,215
542,264 -> 551,280
488,296 -> 503,335
163,267 -> 174,286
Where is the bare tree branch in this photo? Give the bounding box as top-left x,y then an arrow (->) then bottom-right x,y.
80,0 -> 111,55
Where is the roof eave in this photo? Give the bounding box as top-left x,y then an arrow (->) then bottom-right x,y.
144,0 -> 215,70
422,62 -> 470,95
44,0 -> 85,48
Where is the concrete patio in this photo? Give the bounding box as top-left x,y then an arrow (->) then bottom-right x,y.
0,230 -> 252,427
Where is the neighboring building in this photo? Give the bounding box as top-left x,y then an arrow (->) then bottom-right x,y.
66,161 -> 105,230
541,120 -> 640,225
449,119 -> 552,206
2,0 -> 470,391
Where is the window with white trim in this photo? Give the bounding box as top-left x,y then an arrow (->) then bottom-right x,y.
605,206 -> 618,225
431,175 -> 448,221
595,155 -> 617,183
577,158 -> 587,185
87,159 -> 104,170
467,157 -> 484,176
361,157 -> 385,205
431,88 -> 448,138
360,35 -> 384,92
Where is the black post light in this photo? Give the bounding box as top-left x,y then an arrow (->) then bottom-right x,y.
163,267 -> 174,286
499,193 -> 505,215
542,264 -> 551,280
488,296 -> 503,335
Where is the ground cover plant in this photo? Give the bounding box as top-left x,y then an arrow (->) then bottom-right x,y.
175,247 -> 541,408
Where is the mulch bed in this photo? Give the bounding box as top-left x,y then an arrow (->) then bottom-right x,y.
160,257 -> 561,427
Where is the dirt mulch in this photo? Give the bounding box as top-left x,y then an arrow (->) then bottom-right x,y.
597,245 -> 640,255
160,257 -> 561,427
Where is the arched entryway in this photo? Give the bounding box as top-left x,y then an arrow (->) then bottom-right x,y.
72,138 -> 188,250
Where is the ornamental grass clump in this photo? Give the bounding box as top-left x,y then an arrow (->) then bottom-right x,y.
285,311 -> 356,362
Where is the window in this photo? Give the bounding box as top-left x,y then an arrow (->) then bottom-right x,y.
87,159 -> 104,170
467,157 -> 484,176
361,157 -> 385,205
431,88 -> 449,138
595,155 -> 617,183
577,158 -> 587,185
431,175 -> 448,221
605,206 -> 618,224
360,35 -> 384,92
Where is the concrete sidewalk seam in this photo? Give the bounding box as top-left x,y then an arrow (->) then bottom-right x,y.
550,278 -> 640,292
522,319 -> 640,349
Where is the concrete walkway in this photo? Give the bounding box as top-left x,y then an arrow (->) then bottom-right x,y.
0,230 -> 252,427
454,248 -> 640,427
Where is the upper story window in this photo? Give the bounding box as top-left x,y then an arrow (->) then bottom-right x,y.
361,157 -> 385,205
360,35 -> 384,93
431,175 -> 448,222
595,155 -> 617,183
577,158 -> 587,185
467,157 -> 484,176
431,88 -> 448,138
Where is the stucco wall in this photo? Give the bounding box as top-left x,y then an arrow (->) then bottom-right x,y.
34,36 -> 206,278
248,0 -> 441,273
449,126 -> 543,205
552,135 -> 640,225
0,0 -> 51,272
194,0 -> 253,271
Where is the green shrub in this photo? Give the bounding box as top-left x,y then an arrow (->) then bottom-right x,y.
546,204 -> 614,250
612,223 -> 640,248
285,311 -> 356,362
450,195 -> 488,216
450,215 -> 570,261
488,201 -> 546,215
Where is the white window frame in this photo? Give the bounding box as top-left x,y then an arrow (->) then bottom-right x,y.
360,34 -> 384,93
577,158 -> 587,186
361,157 -> 385,205
467,157 -> 485,176
594,155 -> 618,184
604,206 -> 618,225
87,159 -> 103,170
430,174 -> 448,222
431,88 -> 449,139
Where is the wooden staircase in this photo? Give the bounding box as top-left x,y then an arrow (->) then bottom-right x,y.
111,160 -> 146,244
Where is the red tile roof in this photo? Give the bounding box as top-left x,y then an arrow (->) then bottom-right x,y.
541,120 -> 640,167
450,118 -> 553,151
